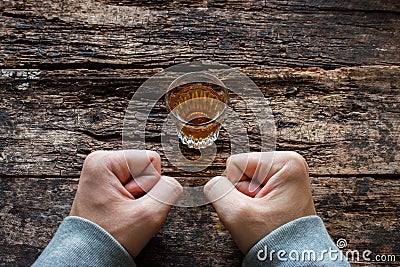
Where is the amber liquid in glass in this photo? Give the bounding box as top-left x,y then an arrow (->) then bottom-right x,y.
166,82 -> 227,148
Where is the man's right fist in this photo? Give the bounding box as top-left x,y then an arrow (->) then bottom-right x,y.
204,151 -> 316,254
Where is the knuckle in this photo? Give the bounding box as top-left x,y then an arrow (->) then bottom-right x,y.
84,151 -> 105,166
81,151 -> 111,177
149,151 -> 161,165
148,150 -> 161,160
226,154 -> 239,166
145,150 -> 161,165
287,151 -> 308,169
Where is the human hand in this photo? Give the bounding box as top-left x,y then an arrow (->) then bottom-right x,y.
70,150 -> 182,258
204,151 -> 316,254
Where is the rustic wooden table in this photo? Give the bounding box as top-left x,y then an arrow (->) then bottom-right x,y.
1,1 -> 399,266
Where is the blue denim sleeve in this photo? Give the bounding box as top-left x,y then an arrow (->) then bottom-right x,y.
33,216 -> 136,267
243,215 -> 351,267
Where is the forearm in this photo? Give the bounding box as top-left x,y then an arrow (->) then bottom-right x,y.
33,216 -> 136,267
243,215 -> 351,267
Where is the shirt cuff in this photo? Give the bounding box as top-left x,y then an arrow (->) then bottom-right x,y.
243,215 -> 350,267
33,216 -> 136,267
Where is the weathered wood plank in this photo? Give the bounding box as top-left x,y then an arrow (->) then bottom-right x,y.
1,177 -> 398,266
1,66 -> 398,177
90,0 -> 400,12
1,0 -> 399,69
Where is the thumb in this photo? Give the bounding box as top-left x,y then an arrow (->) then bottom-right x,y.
121,176 -> 182,258
138,175 -> 183,209
204,176 -> 249,216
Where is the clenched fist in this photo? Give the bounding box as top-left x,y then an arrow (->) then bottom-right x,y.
204,151 -> 316,254
70,150 -> 183,257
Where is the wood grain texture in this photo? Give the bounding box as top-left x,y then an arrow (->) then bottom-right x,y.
1,0 -> 399,69
0,0 -> 399,266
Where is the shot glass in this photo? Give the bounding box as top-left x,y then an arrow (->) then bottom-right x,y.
165,72 -> 228,149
